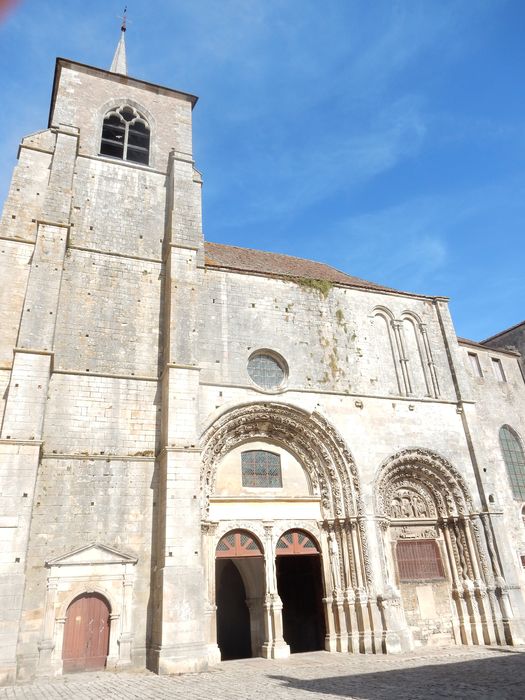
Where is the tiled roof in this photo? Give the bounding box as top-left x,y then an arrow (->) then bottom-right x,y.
481,319 -> 525,344
204,241 -> 396,293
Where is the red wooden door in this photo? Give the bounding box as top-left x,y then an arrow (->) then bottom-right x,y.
62,594 -> 110,672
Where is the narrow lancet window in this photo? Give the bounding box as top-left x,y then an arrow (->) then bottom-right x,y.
100,105 -> 150,165
499,425 -> 525,500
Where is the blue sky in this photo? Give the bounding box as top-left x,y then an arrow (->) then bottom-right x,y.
0,0 -> 523,340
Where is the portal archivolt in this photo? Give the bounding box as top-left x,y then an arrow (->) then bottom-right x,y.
200,402 -> 381,656
375,448 -> 510,647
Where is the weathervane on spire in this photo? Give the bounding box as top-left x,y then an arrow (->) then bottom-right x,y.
110,6 -> 129,75
120,6 -> 127,33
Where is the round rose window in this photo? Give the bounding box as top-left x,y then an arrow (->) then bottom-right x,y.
247,352 -> 287,390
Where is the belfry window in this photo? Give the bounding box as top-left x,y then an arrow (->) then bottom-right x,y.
100,105 -> 150,165
241,450 -> 282,488
499,425 -> 525,500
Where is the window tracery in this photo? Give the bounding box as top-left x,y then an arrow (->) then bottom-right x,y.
247,351 -> 287,391
100,105 -> 150,165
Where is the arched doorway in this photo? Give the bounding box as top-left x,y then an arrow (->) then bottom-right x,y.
201,402 -> 376,656
276,530 -> 325,653
376,448 -> 506,648
62,593 -> 110,673
215,530 -> 264,660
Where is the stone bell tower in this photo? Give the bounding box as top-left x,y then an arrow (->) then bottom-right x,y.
0,22 -> 209,680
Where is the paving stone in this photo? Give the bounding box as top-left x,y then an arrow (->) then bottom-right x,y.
1,646 -> 525,700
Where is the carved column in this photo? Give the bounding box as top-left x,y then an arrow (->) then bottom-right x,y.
374,520 -> 412,654
201,522 -> 220,664
107,613 -> 121,668
391,320 -> 412,395
442,520 -> 470,645
319,524 -> 337,652
326,521 -> 347,652
36,577 -> 59,676
117,570 -> 135,666
440,521 -> 462,643
454,518 -> 484,645
260,524 -> 289,659
348,519 -> 371,652
463,517 -> 495,645
480,513 -> 516,644
471,514 -> 503,644
54,618 -> 66,670
418,323 -> 440,397
341,521 -> 359,653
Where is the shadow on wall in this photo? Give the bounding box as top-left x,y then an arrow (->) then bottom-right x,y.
270,650 -> 525,700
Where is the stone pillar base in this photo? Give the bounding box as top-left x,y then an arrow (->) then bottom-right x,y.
116,634 -> 134,667
0,664 -> 17,686
206,644 -> 221,665
261,640 -> 290,659
150,643 -> 210,675
324,634 -> 338,653
382,628 -> 413,654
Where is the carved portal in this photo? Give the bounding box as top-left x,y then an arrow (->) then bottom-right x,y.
375,448 -> 507,648
376,448 -> 473,519
200,402 -> 363,519
199,402 -> 383,656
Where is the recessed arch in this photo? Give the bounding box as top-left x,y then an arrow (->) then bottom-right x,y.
276,529 -> 320,556
200,402 -> 362,520
400,310 -> 423,324
216,529 -> 264,558
374,448 -> 492,648
372,305 -> 395,320
57,583 -> 116,621
375,447 -> 473,518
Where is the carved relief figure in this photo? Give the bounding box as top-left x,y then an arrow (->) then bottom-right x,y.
389,488 -> 432,519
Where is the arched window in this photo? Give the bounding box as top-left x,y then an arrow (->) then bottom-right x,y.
499,425 -> 525,500
241,450 -> 282,488
100,105 -> 150,165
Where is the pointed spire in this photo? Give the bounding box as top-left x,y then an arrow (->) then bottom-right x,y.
110,7 -> 128,75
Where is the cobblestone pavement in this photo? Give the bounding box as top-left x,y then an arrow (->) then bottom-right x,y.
2,646 -> 525,699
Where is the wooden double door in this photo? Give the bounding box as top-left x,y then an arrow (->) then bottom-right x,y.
62,593 -> 110,672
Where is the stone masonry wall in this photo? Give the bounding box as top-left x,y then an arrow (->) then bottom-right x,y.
69,159 -> 166,259
50,63 -> 193,170
460,344 -> 525,571
54,250 -> 162,376
0,139 -> 53,243
18,455 -> 156,675
43,374 -> 158,455
0,241 -> 32,366
197,268 -> 456,401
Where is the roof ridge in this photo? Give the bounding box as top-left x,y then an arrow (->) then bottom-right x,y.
481,319 -> 525,344
205,240 -> 342,271
203,240 -> 433,299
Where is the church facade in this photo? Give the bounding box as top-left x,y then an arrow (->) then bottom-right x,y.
1,44 -> 525,684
